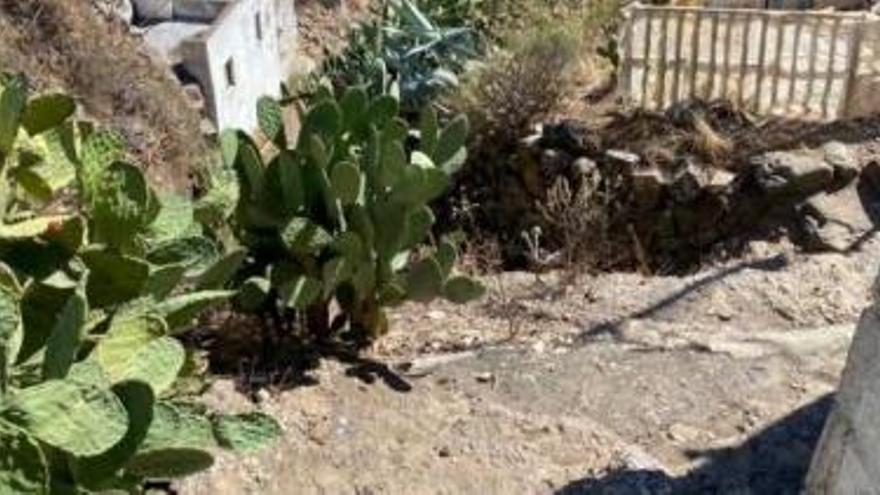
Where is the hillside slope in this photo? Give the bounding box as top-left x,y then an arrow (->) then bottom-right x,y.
0,0 -> 206,190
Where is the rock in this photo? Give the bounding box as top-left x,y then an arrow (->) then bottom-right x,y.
823,141 -> 860,189
133,0 -> 173,22
605,149 -> 641,169
806,305 -> 880,493
540,149 -> 574,175
540,120 -> 601,156
799,185 -> 875,252
573,157 -> 598,176
474,372 -> 495,384
181,83 -> 205,111
669,160 -> 705,204
706,169 -> 736,195
630,167 -> 666,211
752,151 -> 834,198
93,0 -> 134,23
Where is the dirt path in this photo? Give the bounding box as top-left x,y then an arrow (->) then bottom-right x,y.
181,234 -> 877,494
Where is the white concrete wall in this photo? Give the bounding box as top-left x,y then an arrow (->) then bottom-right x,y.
197,0 -> 283,132
275,0 -> 298,76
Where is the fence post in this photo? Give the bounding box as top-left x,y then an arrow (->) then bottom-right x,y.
841,19 -> 864,119
619,5 -> 636,107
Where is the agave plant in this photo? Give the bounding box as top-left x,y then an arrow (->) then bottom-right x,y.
317,0 -> 481,114
0,73 -> 280,493
222,88 -> 484,343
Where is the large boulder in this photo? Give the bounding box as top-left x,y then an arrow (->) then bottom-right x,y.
805,301 -> 880,493
751,151 -> 835,198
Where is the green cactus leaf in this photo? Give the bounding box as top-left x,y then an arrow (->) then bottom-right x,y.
43,216 -> 86,255
352,264 -> 377,299
212,412 -> 282,453
66,361 -> 112,389
0,74 -> 27,155
434,115 -> 469,174
380,141 -> 407,189
280,275 -> 322,310
340,86 -> 368,128
368,95 -> 399,128
272,151 -> 304,216
143,263 -> 187,300
235,277 -> 271,312
443,276 -> 485,304
17,282 -> 71,366
126,401 -> 216,478
406,256 -> 444,303
435,239 -> 457,274
281,217 -> 332,256
80,249 -> 150,308
422,168 -> 449,201
156,291 -> 233,333
257,96 -> 285,146
138,401 -> 216,452
0,286 -> 22,390
106,337 -> 185,395
234,132 -> 266,202
403,206 -> 435,249
42,282 -> 87,380
91,161 -> 150,249
348,205 -> 375,248
146,236 -> 219,277
419,107 -> 439,158
330,160 -> 363,206
331,231 -> 365,262
90,314 -> 167,382
372,202 -> 408,259
0,420 -> 49,494
300,100 -> 342,146
0,379 -> 128,457
78,131 -> 125,203
0,215 -> 72,242
219,129 -> 239,167
21,93 -> 75,136
126,448 -> 214,479
71,381 -> 155,489
0,262 -> 21,295
377,281 -> 406,306
13,128 -> 78,201
308,134 -> 330,168
322,256 -> 354,296
196,249 -> 247,291
146,193 -> 200,244
410,150 -> 435,169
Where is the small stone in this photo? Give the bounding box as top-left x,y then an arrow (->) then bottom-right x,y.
605,149 -> 641,168
427,310 -> 447,321
437,446 -> 452,458
532,340 -> 547,354
474,372 -> 494,384
751,151 -> 834,197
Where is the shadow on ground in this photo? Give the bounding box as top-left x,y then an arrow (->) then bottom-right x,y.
557,394 -> 833,495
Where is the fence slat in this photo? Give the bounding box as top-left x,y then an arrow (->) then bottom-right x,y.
721,12 -> 734,100
754,14 -> 770,112
737,12 -> 752,107
689,11 -> 702,99
672,10 -> 685,104
822,17 -> 843,119
620,7 -> 635,105
770,17 -> 786,110
841,21 -> 864,118
786,16 -> 805,111
707,12 -> 720,99
641,11 -> 654,106
804,16 -> 821,115
655,10 -> 670,108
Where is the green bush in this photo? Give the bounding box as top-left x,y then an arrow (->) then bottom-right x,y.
222,88 -> 484,343
0,73 -> 280,493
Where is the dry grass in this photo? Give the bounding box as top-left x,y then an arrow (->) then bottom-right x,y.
0,0 -> 207,191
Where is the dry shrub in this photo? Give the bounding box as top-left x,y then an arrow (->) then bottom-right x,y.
0,0 -> 207,191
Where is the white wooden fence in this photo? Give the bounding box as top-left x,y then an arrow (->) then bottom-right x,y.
618,4 -> 880,120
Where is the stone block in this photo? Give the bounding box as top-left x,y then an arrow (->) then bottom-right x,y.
133,0 -> 173,21
806,306 -> 880,494
752,151 -> 834,198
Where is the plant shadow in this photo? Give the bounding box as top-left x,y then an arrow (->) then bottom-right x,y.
556,394 -> 834,495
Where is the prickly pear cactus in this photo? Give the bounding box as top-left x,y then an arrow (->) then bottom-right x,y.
226,88 -> 484,341
0,74 -> 281,492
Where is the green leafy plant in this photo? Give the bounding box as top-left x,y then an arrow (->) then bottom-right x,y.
0,74 -> 280,493
315,0 -> 480,114
223,89 -> 484,344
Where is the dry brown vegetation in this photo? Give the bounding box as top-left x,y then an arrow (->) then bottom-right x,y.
0,0 -> 206,191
